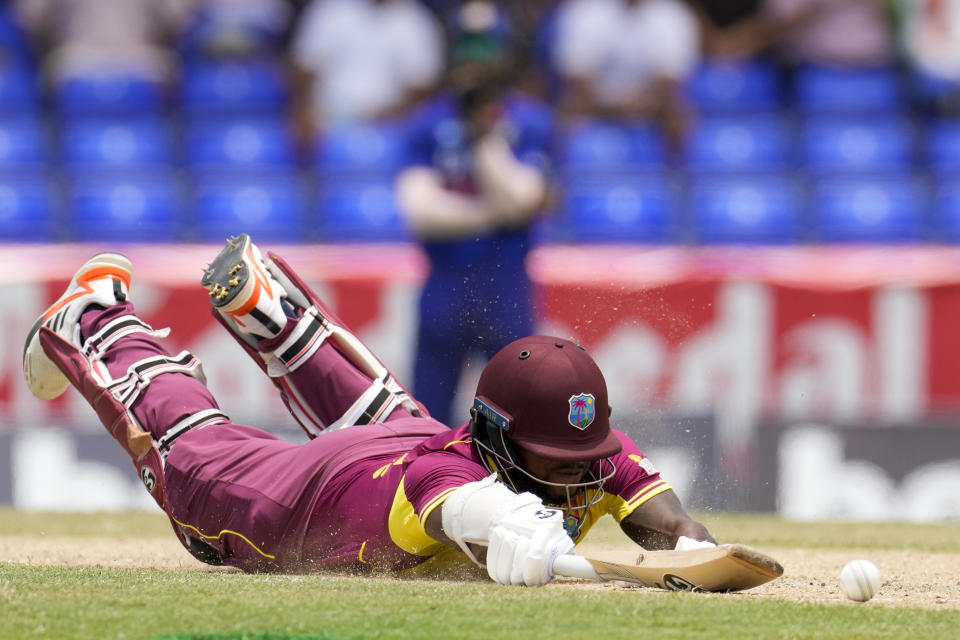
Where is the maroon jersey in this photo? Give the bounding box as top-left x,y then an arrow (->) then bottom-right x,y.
389,423 -> 671,558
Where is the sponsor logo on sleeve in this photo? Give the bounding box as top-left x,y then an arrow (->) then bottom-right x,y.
628,454 -> 658,475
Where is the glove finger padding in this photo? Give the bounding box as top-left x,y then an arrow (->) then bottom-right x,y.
487,505 -> 575,586
486,525 -> 515,585
523,515 -> 575,586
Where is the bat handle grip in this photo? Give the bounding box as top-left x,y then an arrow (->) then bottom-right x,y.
552,554 -> 601,581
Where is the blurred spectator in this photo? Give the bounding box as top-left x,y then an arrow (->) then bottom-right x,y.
396,0 -> 551,426
503,0 -> 560,99
15,0 -> 191,86
551,0 -> 701,148
685,0 -> 769,60
421,0 -> 560,99
890,0 -> 960,115
418,0 -> 458,16
178,0 -> 296,61
762,0 -> 895,69
289,0 -> 444,140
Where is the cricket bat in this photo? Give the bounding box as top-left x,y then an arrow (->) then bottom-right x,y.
552,544 -> 783,592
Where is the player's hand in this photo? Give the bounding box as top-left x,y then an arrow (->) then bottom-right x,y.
486,495 -> 575,586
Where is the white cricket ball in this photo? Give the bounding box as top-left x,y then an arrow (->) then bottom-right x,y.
839,559 -> 881,602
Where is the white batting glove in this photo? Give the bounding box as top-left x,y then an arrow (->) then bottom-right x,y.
486,495 -> 575,586
675,535 -> 716,551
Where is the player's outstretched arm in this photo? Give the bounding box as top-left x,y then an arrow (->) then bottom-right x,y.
619,490 -> 716,550
425,475 -> 575,586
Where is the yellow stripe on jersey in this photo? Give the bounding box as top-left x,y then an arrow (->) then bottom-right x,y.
373,453 -> 408,479
609,480 -> 673,522
421,486 -> 458,521
169,515 -> 276,559
387,476 -> 447,556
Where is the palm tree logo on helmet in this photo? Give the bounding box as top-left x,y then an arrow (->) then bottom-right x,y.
568,394 -> 596,430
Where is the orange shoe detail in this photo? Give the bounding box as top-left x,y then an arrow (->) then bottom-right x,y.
226,243 -> 277,321
41,266 -> 132,321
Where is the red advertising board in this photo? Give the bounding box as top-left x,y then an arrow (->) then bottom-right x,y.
4,243 -> 960,440
530,246 -> 960,427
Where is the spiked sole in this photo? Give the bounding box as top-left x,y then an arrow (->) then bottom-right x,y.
201,234 -> 256,310
201,234 -> 284,337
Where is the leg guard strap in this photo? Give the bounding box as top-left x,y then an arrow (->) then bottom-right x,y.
266,307 -> 331,375
82,314 -> 171,357
157,408 -> 230,458
329,373 -> 401,430
106,351 -> 206,409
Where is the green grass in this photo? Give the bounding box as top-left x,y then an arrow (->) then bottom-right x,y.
2,563 -> 957,640
697,512 -> 960,553
0,509 -> 173,538
1,510 -> 958,640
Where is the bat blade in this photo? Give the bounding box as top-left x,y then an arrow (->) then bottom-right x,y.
555,544 -> 783,592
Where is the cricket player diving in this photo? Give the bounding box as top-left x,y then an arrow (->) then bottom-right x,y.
23,234 -> 716,586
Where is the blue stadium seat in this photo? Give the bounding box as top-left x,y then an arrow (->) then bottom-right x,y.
801,117 -> 914,173
68,172 -> 182,242
0,59 -> 36,111
313,124 -> 410,175
318,177 -> 406,242
684,115 -> 792,172
0,115 -> 47,167
686,59 -> 781,112
184,116 -> 296,169
55,72 -> 165,114
560,174 -> 677,243
689,175 -> 804,244
181,59 -> 288,113
60,117 -> 173,169
556,122 -> 666,174
0,172 -> 58,241
811,175 -> 928,243
0,6 -> 32,62
911,68 -> 960,111
794,65 -> 905,113
925,119 -> 960,174
933,181 -> 960,242
191,173 -> 308,242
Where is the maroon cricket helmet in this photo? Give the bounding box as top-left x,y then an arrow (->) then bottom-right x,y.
473,335 -> 622,462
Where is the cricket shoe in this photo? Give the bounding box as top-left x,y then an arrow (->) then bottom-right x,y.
23,252 -> 133,400
201,233 -> 288,340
